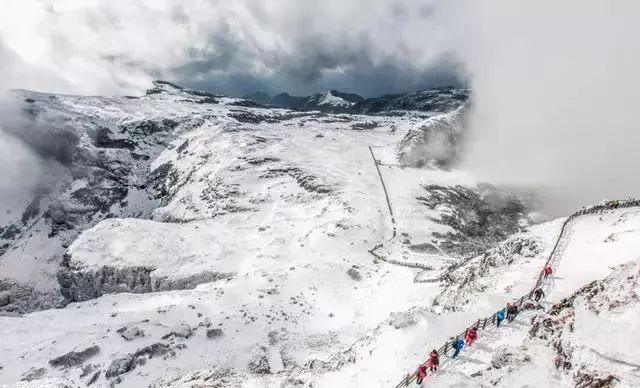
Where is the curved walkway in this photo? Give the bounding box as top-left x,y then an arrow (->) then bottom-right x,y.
393,199 -> 640,387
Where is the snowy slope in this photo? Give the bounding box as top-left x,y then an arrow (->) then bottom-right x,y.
1,82 -> 637,388
0,83 -> 493,386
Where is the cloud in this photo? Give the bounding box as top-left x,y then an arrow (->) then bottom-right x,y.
4,0 -> 636,216
0,0 -> 461,96
456,0 -> 640,214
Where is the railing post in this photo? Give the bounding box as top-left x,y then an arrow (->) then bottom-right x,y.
482,318 -> 487,330
405,373 -> 410,386
476,319 -> 481,329
444,341 -> 448,355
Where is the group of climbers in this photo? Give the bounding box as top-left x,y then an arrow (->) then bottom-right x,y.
413,264 -> 554,385
416,350 -> 440,384
415,329 -> 476,383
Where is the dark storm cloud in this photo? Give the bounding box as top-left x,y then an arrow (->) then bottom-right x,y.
0,0 -> 460,96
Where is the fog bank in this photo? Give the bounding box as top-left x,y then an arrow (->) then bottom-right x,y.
457,1 -> 640,214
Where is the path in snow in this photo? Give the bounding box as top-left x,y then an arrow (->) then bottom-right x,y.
393,200 -> 640,387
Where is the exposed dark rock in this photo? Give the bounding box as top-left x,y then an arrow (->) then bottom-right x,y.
133,342 -> 171,359
409,242 -> 440,254
70,186 -> 129,214
20,367 -> 46,381
0,224 -> 21,240
105,355 -> 136,378
573,370 -> 618,388
176,140 -> 189,153
418,183 -> 529,257
58,259 -> 233,302
149,162 -> 179,201
229,111 -> 278,124
119,326 -> 145,341
352,87 -> 469,115
247,353 -> 271,375
49,345 -> 100,368
207,329 -> 223,339
261,167 -> 332,194
244,157 -> 281,165
21,196 -> 42,225
351,121 -> 379,131
0,278 -> 62,314
121,118 -> 179,137
94,127 -> 135,150
87,371 -> 101,385
162,324 -> 193,340
398,106 -> 466,169
346,268 -> 362,281
228,99 -> 264,108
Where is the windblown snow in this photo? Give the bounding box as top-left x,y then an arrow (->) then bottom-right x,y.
1,82 -> 639,388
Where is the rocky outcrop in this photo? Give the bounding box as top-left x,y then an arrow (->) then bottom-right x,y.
105,355 -> 136,378
118,326 -> 145,341
58,258 -> 233,302
49,345 -> 100,369
435,235 -> 541,310
418,183 -> 530,257
105,342 -> 174,381
398,106 -> 466,169
0,278 -> 63,314
261,167 -> 333,194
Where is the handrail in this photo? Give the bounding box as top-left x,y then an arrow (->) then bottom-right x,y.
368,146 -> 397,240
393,199 -> 640,387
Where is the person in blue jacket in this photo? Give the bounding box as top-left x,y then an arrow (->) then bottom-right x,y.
452,336 -> 464,358
496,308 -> 506,327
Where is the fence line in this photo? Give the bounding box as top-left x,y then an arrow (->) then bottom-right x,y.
368,146 -> 397,240
393,199 -> 640,387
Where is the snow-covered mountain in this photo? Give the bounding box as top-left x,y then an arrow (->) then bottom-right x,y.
243,90 -> 363,113
0,81 -> 638,388
243,87 -> 468,115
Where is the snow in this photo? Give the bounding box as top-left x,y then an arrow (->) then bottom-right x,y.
2,84 -> 640,387
316,91 -> 353,107
66,218 -> 238,279
547,208 -> 640,301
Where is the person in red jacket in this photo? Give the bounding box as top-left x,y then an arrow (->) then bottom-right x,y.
465,327 -> 478,346
416,363 -> 428,384
428,349 -> 440,372
543,265 -> 553,279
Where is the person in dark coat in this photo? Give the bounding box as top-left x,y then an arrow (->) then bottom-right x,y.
533,288 -> 545,302
428,349 -> 440,372
507,303 -> 519,322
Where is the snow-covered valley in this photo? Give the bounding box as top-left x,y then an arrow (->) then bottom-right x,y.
1,82 -> 639,388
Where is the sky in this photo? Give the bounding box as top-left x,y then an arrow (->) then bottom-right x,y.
0,0 -> 462,97
1,0 -> 640,213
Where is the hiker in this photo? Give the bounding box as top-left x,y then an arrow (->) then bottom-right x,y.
496,308 -> 506,327
465,327 -> 478,346
428,349 -> 440,372
452,336 -> 464,358
543,265 -> 553,279
507,303 -> 519,322
554,355 -> 563,369
533,288 -> 545,302
416,363 -> 428,384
